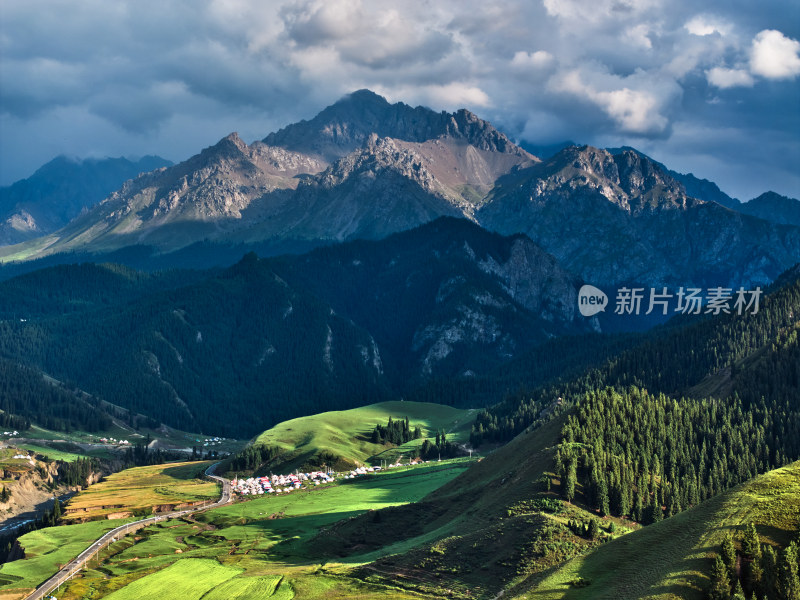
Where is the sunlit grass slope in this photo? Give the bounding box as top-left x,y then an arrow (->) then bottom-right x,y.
520,460 -> 800,600
250,400 -> 476,472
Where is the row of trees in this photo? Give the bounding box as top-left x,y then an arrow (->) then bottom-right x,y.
418,430 -> 461,461
370,416 -> 422,445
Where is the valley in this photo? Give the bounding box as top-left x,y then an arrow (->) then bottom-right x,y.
0,87 -> 798,600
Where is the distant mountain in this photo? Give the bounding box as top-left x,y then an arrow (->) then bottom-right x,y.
478,145 -> 800,288
0,155 -> 172,246
737,191 -> 800,226
665,170 -> 741,209
0,218 -> 590,436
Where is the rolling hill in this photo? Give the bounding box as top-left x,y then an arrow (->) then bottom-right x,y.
239,400 -> 476,474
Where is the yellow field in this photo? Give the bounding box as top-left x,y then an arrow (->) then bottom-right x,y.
62,461 -> 218,521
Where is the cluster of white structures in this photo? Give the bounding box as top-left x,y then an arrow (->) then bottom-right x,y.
230,462 -> 427,498
98,437 -> 130,445
231,471 -> 335,496
201,437 -> 225,447
12,453 -> 35,465
1,431 -> 19,437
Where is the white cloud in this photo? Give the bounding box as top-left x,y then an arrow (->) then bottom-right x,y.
750,29 -> 800,80
596,88 -> 667,134
550,69 -> 674,135
624,24 -> 653,50
706,67 -> 755,89
684,15 -> 729,37
414,83 -> 492,109
511,51 -> 554,69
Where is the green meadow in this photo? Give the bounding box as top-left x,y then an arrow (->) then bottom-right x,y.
250,400 -> 476,472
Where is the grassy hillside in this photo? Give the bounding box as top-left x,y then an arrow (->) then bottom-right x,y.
244,401 -> 476,473
519,460 -> 800,600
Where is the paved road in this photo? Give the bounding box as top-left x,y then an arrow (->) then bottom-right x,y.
26,463 -> 231,600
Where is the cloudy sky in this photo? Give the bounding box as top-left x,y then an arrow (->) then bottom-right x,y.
1,0 -> 798,200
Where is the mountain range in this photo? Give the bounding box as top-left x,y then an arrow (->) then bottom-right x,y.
2,89 -> 798,292
0,218 -> 594,437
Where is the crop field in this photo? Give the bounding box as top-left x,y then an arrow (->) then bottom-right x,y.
102,558 -> 244,600
251,400 -> 476,472
62,461 -> 218,521
520,461 -> 800,600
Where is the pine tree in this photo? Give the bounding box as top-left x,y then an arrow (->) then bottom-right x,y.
761,545 -> 778,600
709,555 -> 733,600
598,476 -> 610,517
731,578 -> 745,600
563,460 -> 577,503
779,542 -> 799,600
633,493 -> 643,522
721,533 -> 738,587
588,519 -> 600,540
742,523 -> 763,596
648,494 -> 662,525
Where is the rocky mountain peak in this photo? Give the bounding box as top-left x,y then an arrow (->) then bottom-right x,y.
611,149 -> 687,205
535,145 -> 691,212
262,89 -> 529,163
198,132 -> 250,163
444,109 -> 521,155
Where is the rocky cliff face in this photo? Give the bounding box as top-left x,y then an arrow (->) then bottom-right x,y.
270,217 -> 589,381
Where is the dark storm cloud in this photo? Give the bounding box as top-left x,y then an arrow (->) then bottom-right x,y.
1,0 -> 798,200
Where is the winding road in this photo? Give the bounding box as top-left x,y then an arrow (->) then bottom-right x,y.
25,463 -> 231,600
